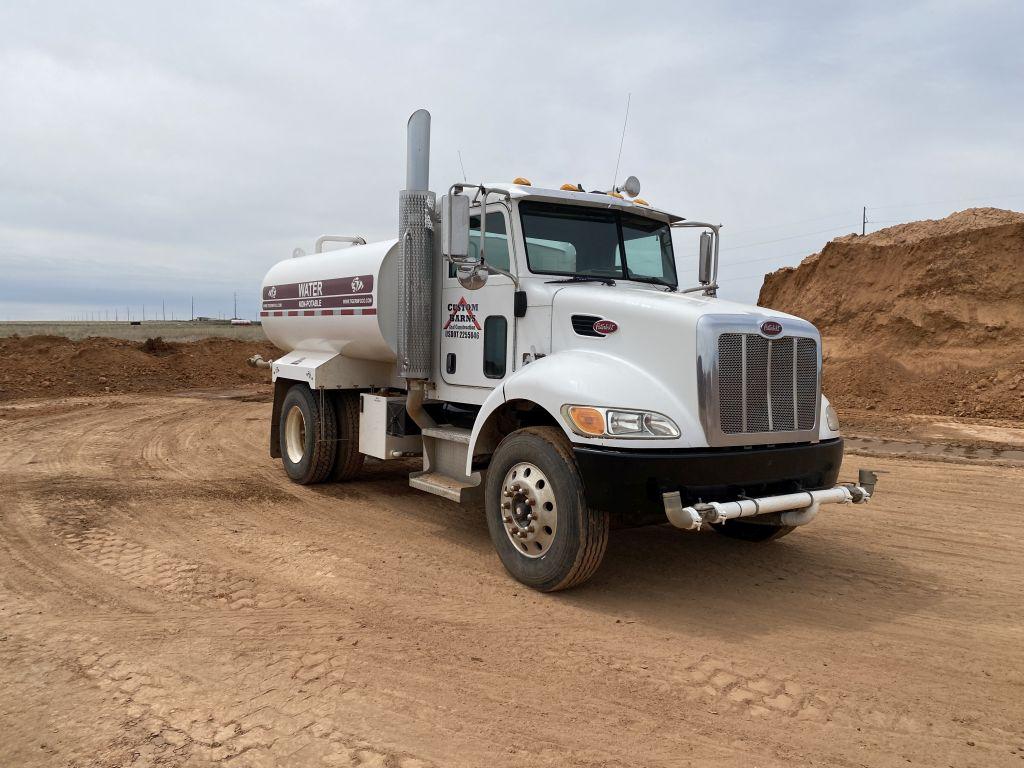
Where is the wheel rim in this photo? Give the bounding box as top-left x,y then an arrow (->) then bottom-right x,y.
500,462 -> 557,558
284,404 -> 306,464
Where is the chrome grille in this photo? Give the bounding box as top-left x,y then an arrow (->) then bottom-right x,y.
796,337 -> 817,429
717,333 -> 819,435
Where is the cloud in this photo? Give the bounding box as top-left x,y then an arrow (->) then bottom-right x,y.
0,0 -> 1021,319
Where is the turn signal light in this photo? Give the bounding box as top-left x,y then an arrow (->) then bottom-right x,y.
633,197 -> 649,206
560,183 -> 582,191
512,176 -> 532,186
608,191 -> 624,199
562,404 -> 681,439
566,406 -> 605,436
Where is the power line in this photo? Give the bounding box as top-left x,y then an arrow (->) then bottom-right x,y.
726,209 -> 859,237
721,224 -> 858,252
868,192 -> 1024,211
725,246 -> 821,268
723,192 -> 1023,240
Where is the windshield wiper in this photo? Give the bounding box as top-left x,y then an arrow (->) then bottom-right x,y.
546,276 -> 616,286
626,274 -> 677,291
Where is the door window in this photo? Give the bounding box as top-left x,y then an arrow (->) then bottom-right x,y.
449,209 -> 510,277
483,316 -> 508,379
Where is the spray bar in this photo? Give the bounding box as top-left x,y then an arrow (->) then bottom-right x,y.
663,478 -> 874,531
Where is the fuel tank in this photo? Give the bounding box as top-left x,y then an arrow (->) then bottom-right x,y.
260,239 -> 400,359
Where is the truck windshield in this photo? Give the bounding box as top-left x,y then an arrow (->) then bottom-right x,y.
519,201 -> 677,287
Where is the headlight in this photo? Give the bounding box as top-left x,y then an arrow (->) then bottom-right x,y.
562,405 -> 681,439
825,404 -> 840,432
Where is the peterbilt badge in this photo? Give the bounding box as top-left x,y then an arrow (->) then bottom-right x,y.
760,320 -> 783,336
593,319 -> 618,335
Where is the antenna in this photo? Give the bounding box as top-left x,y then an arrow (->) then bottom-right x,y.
457,150 -> 468,182
612,92 -> 632,191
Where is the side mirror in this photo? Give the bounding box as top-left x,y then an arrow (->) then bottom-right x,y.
441,194 -> 470,259
698,231 -> 714,284
456,262 -> 488,290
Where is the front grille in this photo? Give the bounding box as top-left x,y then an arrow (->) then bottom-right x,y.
717,333 -> 818,435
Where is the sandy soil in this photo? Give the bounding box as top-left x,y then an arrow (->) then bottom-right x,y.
2,392 -> 1022,767
0,335 -> 279,401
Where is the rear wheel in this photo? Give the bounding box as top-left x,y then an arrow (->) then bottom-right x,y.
331,390 -> 365,481
712,520 -> 795,542
485,427 -> 609,592
279,385 -> 337,484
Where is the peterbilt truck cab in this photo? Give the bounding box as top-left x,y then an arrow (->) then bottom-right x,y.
260,110 -> 875,592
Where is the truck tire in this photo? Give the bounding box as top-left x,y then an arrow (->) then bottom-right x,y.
712,520 -> 795,542
279,385 -> 337,485
331,390 -> 364,481
485,427 -> 609,592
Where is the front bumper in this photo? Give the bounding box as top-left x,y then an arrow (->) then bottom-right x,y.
573,438 -> 844,517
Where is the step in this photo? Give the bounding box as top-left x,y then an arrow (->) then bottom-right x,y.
409,470 -> 479,502
420,425 -> 471,444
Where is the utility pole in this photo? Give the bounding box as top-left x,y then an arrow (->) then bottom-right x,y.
862,206 -> 867,236
191,296 -> 194,321
162,300 -> 165,321
233,292 -> 237,320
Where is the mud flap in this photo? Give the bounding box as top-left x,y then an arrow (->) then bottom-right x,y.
269,379 -> 292,459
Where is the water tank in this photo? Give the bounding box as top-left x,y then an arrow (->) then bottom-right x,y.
260,239 -> 400,360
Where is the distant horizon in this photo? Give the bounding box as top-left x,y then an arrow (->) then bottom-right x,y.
4,201 -> 1022,322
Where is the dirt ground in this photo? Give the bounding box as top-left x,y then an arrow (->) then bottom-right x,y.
0,335 -> 279,401
0,321 -> 269,344
2,391 -> 1022,767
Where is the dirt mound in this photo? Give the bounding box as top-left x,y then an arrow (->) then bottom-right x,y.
0,335 -> 280,401
139,336 -> 175,356
759,208 -> 1024,419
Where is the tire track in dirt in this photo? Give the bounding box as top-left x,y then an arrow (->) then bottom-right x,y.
0,613 -> 437,767
3,394 -> 1023,767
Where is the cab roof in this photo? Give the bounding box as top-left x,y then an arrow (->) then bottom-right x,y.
481,182 -> 684,225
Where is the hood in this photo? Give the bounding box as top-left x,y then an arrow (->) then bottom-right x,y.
547,284 -> 818,447
550,283 -> 810,344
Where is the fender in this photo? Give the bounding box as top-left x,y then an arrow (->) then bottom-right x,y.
819,394 -> 840,441
464,349 -> 707,475
271,350 -> 400,389
464,384 -> 508,475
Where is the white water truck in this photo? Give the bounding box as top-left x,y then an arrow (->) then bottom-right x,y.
259,109 -> 878,591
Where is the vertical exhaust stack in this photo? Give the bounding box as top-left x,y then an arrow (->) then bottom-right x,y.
398,109 -> 435,382
398,110 -> 436,427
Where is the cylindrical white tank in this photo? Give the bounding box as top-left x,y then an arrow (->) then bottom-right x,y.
260,239 -> 400,360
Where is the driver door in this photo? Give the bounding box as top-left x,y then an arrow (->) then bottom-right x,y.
439,205 -> 515,392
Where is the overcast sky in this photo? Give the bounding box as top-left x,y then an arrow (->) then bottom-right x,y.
1,1 -> 1021,321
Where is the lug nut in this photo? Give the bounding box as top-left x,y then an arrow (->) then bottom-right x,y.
527,525 -> 535,533
503,515 -> 513,523
501,500 -> 511,509
527,498 -> 536,507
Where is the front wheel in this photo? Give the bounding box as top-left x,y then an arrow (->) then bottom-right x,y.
484,427 -> 609,592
